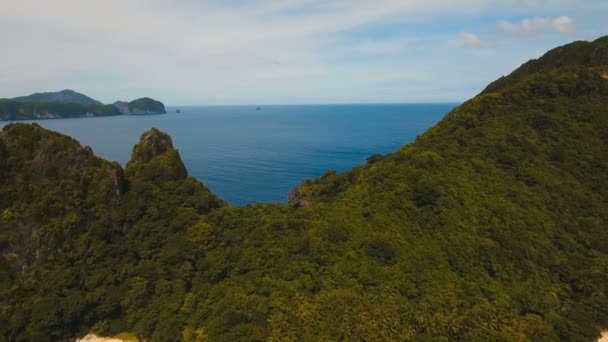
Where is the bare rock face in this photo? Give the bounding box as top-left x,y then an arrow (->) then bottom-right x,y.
76,334 -> 136,342
111,167 -> 126,196
288,183 -> 308,207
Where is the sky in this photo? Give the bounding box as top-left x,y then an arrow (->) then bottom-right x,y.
0,0 -> 606,105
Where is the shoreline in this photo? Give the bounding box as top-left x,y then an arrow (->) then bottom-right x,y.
0,112 -> 166,122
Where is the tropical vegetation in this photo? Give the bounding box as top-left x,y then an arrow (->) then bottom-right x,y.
0,36 -> 607,341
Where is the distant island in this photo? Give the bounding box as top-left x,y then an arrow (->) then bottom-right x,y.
112,98 -> 166,115
0,89 -> 166,121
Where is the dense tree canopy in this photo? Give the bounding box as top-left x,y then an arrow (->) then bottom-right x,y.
0,36 -> 607,341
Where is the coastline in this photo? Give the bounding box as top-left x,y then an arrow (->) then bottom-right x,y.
0,112 -> 166,122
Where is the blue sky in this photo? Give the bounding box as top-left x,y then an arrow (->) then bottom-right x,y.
0,0 -> 606,105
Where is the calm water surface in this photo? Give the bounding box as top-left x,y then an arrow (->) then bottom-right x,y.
1,104 -> 456,204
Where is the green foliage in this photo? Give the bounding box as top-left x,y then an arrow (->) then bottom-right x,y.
366,153 -> 384,164
8,89 -> 102,105
482,36 -> 608,94
126,128 -> 188,182
0,209 -> 13,221
411,180 -> 441,207
126,98 -> 166,114
365,240 -> 396,262
1,36 -> 608,341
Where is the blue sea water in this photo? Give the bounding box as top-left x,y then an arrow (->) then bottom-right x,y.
1,104 -> 456,205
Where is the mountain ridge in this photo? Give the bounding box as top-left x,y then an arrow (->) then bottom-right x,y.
0,91 -> 167,120
481,36 -> 608,95
0,36 -> 607,341
9,89 -> 103,105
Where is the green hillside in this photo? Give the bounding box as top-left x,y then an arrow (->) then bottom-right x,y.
113,98 -> 167,115
125,98 -> 166,115
9,89 -> 103,106
482,36 -> 608,94
1,37 -> 607,341
0,92 -> 166,121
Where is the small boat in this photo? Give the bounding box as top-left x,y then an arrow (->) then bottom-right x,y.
176,109 -> 181,113
256,107 -> 261,110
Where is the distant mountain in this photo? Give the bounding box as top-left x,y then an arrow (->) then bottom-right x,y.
9,89 -> 102,105
0,91 -> 167,120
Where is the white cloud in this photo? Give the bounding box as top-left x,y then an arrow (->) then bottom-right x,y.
351,37 -> 418,55
497,16 -> 576,36
462,32 -> 484,48
0,1 -> 601,104
0,0 -> 492,103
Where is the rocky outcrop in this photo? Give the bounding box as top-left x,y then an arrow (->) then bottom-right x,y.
76,334 -> 124,342
288,183 -> 308,207
129,128 -> 174,164
76,333 -> 138,342
125,128 -> 188,181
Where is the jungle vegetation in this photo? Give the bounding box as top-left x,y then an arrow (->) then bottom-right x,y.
0,37 -> 607,341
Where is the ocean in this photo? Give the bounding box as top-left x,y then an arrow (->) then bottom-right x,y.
0,104 -> 456,205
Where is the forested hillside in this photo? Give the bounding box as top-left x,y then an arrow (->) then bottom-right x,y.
0,91 -> 166,121
1,37 -> 607,341
9,90 -> 103,106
